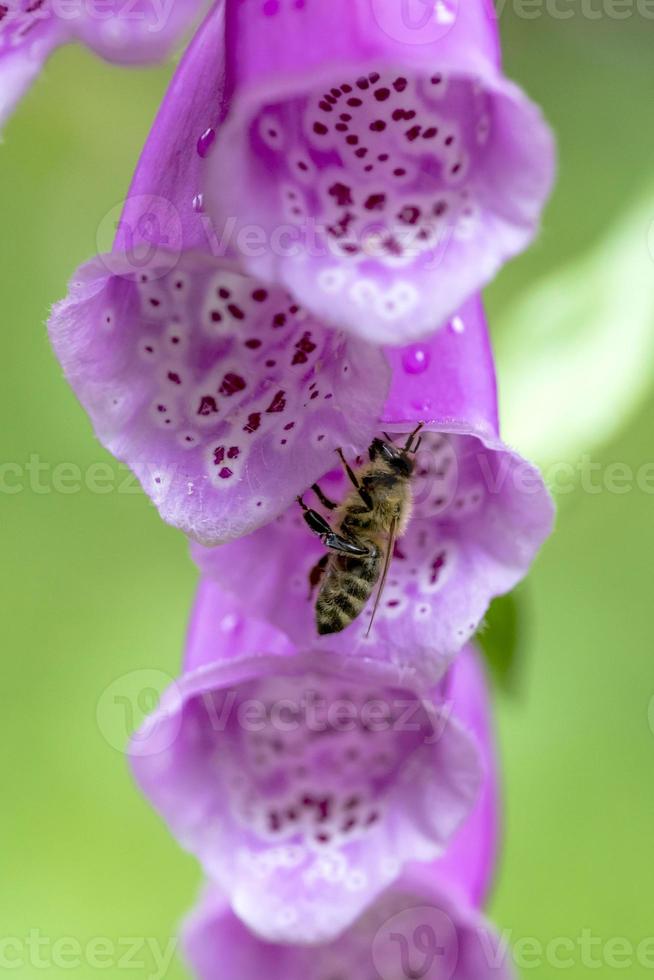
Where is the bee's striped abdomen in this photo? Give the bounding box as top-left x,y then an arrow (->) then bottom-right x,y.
316,551 -> 380,635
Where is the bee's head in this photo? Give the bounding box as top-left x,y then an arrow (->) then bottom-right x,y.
368,438 -> 415,477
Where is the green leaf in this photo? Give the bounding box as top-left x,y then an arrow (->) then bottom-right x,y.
496,196 -> 654,471
476,591 -> 523,694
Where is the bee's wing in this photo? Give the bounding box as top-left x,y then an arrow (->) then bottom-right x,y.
366,516 -> 397,638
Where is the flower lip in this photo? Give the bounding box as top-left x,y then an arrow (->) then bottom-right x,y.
48,248 -> 390,546
193,424 -> 554,683
130,604 -> 482,944
182,876 -> 516,980
205,45 -> 555,343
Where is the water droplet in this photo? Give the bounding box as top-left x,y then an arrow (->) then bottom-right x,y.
197,128 -> 216,159
401,345 -> 430,374
192,193 -> 204,213
450,315 -> 465,334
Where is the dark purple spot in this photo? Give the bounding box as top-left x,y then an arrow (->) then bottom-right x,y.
210,310 -> 222,323
313,122 -> 328,135
398,205 -> 420,225
364,193 -> 386,212
218,287 -> 230,299
355,147 -> 368,158
252,288 -> 268,302
328,182 -> 353,207
393,77 -> 408,92
243,413 -> 261,433
374,86 -> 390,102
356,76 -> 369,90
219,373 -> 246,397
335,123 -> 348,133
197,395 -> 218,416
292,331 -> 317,365
370,119 -> 386,132
346,134 -> 359,145
266,390 -> 287,413
406,124 -> 422,141
347,97 -> 363,108
245,338 -> 262,349
219,467 -> 233,479
167,371 -> 182,385
392,108 -> 416,122
227,446 -> 240,459
213,446 -> 225,464
273,312 -> 287,328
319,100 -> 332,112
228,304 -> 245,320
423,126 -> 438,139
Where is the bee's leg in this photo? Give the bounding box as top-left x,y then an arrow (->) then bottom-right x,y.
297,497 -> 371,557
308,554 -> 329,598
336,448 -> 373,510
311,483 -> 337,510
404,422 -> 425,452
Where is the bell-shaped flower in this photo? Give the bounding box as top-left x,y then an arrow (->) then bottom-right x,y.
130,581 -> 481,944
203,0 -> 555,343
0,0 -> 206,127
180,644 -> 513,977
48,6 -> 389,545
194,297 -> 554,682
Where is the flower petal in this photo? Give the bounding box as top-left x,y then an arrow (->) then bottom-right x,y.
0,5 -> 63,126
131,582 -> 481,944
182,876 -> 515,980
193,426 -> 553,681
69,0 -> 205,65
48,250 -> 389,544
115,0 -> 227,255
204,0 -> 555,343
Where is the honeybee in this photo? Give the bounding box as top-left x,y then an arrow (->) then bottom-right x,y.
297,424 -> 424,635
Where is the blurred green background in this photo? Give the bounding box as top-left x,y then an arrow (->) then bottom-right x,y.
1,9 -> 653,979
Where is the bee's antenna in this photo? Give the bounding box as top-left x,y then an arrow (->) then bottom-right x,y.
383,431 -> 394,443
404,422 -> 424,452
412,435 -> 423,455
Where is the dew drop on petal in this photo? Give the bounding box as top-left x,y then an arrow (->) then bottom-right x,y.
401,345 -> 430,375
449,315 -> 465,334
197,128 -> 216,159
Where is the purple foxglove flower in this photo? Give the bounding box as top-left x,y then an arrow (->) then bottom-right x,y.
193,297 -> 554,681
182,873 -> 513,980
181,645 -> 511,978
47,4 -> 390,545
130,581 -> 481,944
202,0 -> 555,343
0,0 -> 206,127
